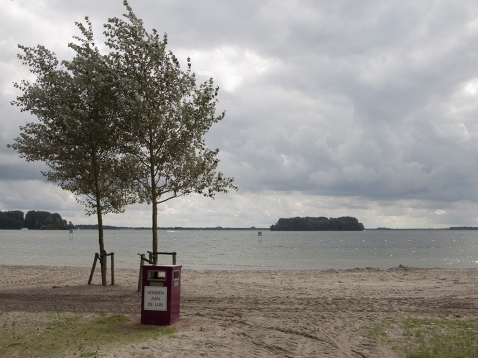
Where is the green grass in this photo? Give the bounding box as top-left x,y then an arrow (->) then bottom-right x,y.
367,313 -> 478,358
0,310 -> 176,357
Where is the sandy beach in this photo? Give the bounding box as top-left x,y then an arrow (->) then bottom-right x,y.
1,265 -> 478,357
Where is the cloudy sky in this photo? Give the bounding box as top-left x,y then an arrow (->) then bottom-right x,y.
1,0 -> 478,229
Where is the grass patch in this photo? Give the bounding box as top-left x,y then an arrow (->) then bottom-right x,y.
367,313 -> 478,358
0,310 -> 176,357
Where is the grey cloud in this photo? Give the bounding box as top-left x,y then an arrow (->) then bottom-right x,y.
2,0 -> 478,228
0,163 -> 46,181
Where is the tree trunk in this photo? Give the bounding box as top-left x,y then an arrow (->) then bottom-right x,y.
97,206 -> 107,286
152,199 -> 158,264
93,153 -> 107,286
150,136 -> 158,265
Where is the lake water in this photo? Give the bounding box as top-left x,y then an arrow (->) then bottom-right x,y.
1,229 -> 478,270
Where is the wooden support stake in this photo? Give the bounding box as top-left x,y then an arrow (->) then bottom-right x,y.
172,252 -> 177,265
137,254 -> 145,292
88,253 -> 99,285
102,253 -> 107,287
110,252 -> 115,286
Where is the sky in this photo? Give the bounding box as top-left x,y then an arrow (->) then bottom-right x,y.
1,0 -> 478,229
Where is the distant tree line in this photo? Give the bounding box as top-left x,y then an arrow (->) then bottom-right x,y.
449,227 -> 478,230
75,225 -> 268,230
0,210 -> 74,230
76,224 -> 119,230
270,216 -> 365,231
0,211 -> 24,229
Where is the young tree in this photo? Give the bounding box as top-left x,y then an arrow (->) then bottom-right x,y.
104,1 -> 237,263
8,19 -> 135,285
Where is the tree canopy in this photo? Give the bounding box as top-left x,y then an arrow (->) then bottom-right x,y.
8,18 -> 135,285
103,1 -> 237,262
8,1 -> 236,268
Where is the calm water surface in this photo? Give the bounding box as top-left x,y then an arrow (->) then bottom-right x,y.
1,229 -> 478,270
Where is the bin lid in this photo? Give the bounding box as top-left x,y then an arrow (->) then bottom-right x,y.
142,264 -> 182,268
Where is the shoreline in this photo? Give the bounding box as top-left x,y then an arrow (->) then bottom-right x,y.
1,265 -> 478,357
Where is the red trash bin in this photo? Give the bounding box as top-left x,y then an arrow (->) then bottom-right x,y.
141,264 -> 182,325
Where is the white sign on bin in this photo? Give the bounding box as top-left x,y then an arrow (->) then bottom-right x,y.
144,286 -> 168,311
